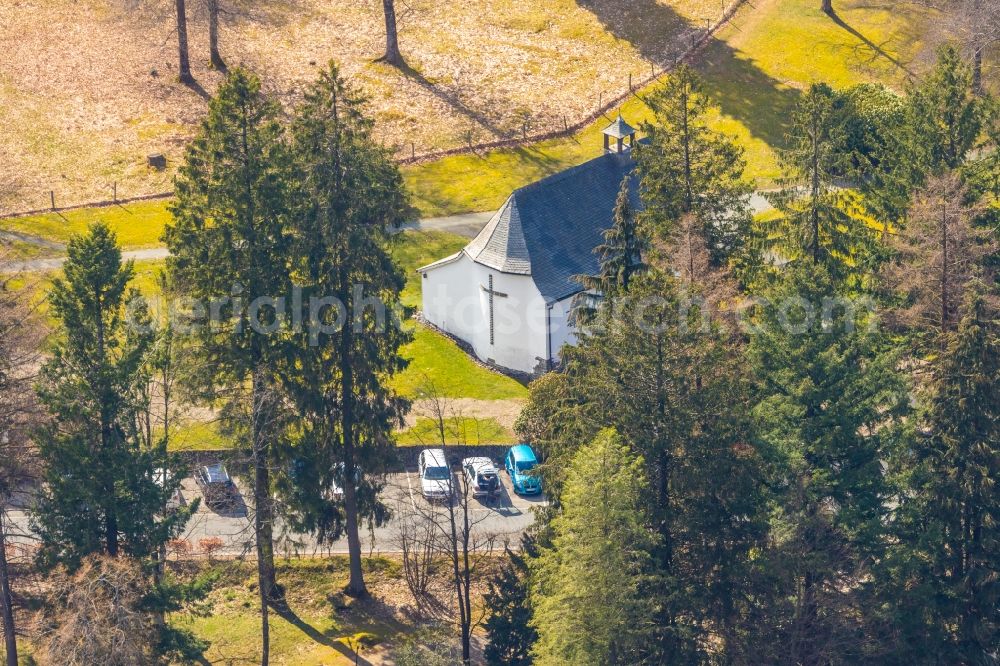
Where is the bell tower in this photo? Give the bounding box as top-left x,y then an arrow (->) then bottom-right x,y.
602,114 -> 636,154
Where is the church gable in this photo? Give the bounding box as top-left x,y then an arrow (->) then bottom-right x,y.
464,197 -> 531,274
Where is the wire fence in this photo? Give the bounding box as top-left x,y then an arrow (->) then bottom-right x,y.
0,0 -> 750,222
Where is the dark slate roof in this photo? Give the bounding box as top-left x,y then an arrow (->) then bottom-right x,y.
465,197 -> 531,274
464,149 -> 642,303
602,114 -> 636,139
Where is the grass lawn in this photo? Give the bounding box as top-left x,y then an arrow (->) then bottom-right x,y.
393,324 -> 527,401
396,416 -> 516,446
170,557 -> 406,665
4,0 -> 948,239
403,0 -> 941,216
166,420 -> 234,452
0,236 -> 57,261
0,198 -> 172,249
389,229 -> 468,310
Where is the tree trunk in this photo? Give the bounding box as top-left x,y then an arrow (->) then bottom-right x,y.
940,202 -> 948,343
340,275 -> 368,598
380,0 -> 403,66
208,0 -> 226,71
0,514 -> 18,666
250,373 -> 280,666
972,46 -> 983,96
810,111 -> 822,264
175,0 -> 194,84
822,0 -> 833,14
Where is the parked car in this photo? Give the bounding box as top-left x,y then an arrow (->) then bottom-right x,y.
462,457 -> 501,499
153,467 -> 183,507
418,448 -> 453,501
195,462 -> 237,508
329,462 -> 361,501
505,444 -> 541,495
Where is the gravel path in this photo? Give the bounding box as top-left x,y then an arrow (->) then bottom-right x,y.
1,194 -> 775,273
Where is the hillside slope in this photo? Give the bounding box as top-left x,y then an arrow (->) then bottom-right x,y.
0,0 -> 720,214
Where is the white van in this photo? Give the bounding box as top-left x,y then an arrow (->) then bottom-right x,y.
418,448 -> 453,500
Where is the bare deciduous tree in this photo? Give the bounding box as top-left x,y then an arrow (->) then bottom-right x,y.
883,172 -> 997,345
175,0 -> 194,84
36,556 -> 155,666
918,0 -> 1000,93
207,0 -> 226,70
394,498 -> 440,607
0,257 -> 43,666
380,0 -> 403,66
406,381 -> 500,665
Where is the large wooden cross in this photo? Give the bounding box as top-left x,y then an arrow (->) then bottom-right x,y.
480,274 -> 508,345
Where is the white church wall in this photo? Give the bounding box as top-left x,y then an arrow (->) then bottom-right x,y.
547,295 -> 579,364
421,254 -> 548,375
488,269 -> 548,373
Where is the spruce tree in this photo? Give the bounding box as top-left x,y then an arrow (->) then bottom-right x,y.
747,261 -> 909,662
165,66 -> 292,662
879,287 -> 1000,663
765,83 -> 876,281
282,62 -> 410,598
881,171 -> 995,347
862,46 -> 986,228
636,65 -> 752,263
581,176 -> 648,297
32,223 -> 190,569
908,45 -> 983,175
484,535 -> 538,666
523,269 -> 769,661
530,429 -> 662,665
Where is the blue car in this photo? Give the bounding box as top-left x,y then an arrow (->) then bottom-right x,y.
505,444 -> 542,495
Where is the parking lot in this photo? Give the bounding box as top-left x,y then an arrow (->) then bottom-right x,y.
6,468 -> 546,557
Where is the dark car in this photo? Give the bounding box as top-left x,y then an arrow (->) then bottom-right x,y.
462,457 -> 501,499
195,463 -> 236,508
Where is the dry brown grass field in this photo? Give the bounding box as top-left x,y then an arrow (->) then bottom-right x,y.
0,0 -> 720,214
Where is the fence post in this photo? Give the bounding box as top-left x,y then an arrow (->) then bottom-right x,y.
411,142 -> 415,159
50,190 -> 55,210
113,181 -> 117,203
629,72 -> 632,91
563,115 -> 568,132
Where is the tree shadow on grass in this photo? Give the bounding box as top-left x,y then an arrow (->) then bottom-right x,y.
827,9 -> 916,78
274,604 -> 377,666
181,76 -> 211,102
394,59 -> 508,140
575,0 -> 802,155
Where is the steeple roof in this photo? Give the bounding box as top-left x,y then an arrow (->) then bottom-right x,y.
459,150 -> 641,303
601,114 -> 636,140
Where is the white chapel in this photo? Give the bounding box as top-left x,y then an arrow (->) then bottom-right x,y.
418,115 -> 641,375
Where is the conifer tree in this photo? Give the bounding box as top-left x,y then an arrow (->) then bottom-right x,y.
882,171 -> 995,346
879,287 -> 1000,663
530,429 -> 662,665
581,176 -> 648,297
523,269 -> 769,660
862,46 -> 986,226
484,535 -> 538,666
636,65 -> 752,263
283,62 -> 409,598
747,261 -> 909,662
166,67 -> 292,662
32,223 -> 191,569
908,45 -> 983,175
765,83 -> 876,281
